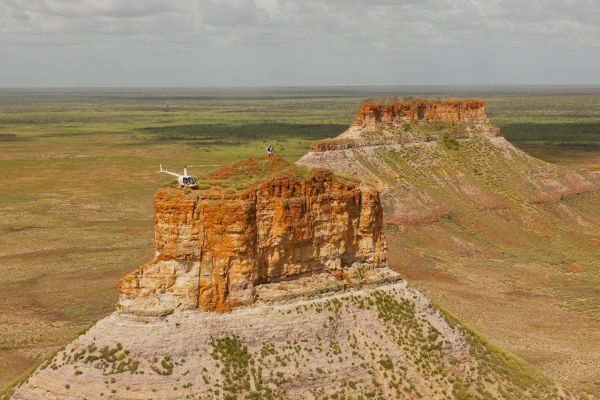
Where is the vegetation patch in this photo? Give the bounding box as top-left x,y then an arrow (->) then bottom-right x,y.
210,336 -> 281,400
150,355 -> 173,376
438,134 -> 460,150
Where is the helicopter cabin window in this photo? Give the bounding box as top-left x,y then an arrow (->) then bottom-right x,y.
189,178 -> 196,185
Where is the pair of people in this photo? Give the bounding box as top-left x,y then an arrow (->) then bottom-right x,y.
266,144 -> 274,156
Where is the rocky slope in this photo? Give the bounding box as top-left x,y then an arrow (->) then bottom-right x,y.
9,281 -> 571,400
5,156 -> 579,400
297,98 -> 600,394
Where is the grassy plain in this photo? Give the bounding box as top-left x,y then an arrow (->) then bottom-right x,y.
1,86 -> 600,393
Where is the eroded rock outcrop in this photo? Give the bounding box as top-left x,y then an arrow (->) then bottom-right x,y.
352,99 -> 489,127
310,99 -> 500,152
117,168 -> 387,314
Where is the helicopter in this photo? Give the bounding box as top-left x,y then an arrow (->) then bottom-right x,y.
159,164 -> 220,188
159,164 -> 198,188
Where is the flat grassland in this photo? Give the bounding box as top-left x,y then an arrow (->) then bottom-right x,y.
1,87 -> 600,393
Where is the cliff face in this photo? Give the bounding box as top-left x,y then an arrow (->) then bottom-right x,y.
352,99 -> 489,128
117,169 -> 387,313
310,99 -> 499,152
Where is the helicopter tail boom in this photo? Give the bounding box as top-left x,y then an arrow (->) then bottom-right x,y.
158,164 -> 181,178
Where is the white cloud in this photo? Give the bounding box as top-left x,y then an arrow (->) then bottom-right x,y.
0,0 -> 599,86
0,0 -> 597,46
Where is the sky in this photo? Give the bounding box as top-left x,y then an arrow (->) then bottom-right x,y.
1,0 -> 599,87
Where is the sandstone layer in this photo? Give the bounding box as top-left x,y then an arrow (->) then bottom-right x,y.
117,169 -> 387,314
311,99 -> 500,152
352,99 -> 489,127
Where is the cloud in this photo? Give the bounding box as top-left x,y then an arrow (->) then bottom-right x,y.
1,0 -> 599,86
1,0 -> 598,46
0,0 -> 185,39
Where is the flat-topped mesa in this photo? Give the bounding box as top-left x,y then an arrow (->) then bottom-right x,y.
117,158 -> 389,315
310,98 -> 500,152
353,99 -> 489,128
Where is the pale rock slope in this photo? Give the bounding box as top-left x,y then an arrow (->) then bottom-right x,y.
11,281 -> 573,400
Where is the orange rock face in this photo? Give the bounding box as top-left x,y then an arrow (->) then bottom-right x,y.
352,99 -> 489,128
305,99 -> 499,152
117,170 -> 387,313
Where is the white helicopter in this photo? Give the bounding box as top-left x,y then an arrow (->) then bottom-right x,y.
159,164 -> 219,188
159,164 -> 197,188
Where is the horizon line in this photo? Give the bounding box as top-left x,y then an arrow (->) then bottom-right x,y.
2,83 -> 600,90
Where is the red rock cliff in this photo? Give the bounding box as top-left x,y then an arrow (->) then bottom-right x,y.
353,99 -> 489,128
117,169 -> 387,313
306,98 -> 499,152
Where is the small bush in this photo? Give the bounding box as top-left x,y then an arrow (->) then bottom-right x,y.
438,134 -> 460,150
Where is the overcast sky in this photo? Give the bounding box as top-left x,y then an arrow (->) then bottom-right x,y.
1,0 -> 599,87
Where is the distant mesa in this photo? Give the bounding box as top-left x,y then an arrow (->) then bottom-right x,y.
298,97 -> 598,225
352,98 -> 489,127
310,98 -> 501,152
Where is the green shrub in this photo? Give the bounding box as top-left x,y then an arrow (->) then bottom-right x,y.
438,134 -> 460,150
